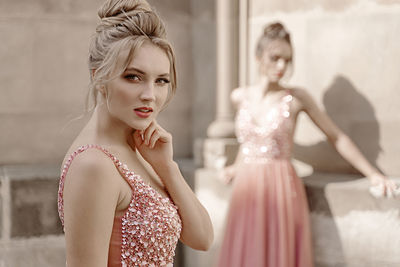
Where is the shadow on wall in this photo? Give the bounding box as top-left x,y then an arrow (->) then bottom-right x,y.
294,75 -> 382,174
295,75 -> 383,265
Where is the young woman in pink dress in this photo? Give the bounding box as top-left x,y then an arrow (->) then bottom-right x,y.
217,22 -> 399,267
57,0 -> 213,266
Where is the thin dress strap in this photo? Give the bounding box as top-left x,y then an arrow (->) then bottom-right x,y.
282,89 -> 293,118
57,144 -> 132,227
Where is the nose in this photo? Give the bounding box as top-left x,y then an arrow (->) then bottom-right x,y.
276,58 -> 287,71
139,82 -> 156,102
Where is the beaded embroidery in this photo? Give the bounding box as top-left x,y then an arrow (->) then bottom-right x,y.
236,91 -> 294,163
58,144 -> 182,266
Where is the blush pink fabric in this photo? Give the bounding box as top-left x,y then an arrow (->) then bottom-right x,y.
58,144 -> 181,267
217,91 -> 313,267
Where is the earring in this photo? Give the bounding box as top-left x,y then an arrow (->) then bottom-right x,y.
97,84 -> 106,96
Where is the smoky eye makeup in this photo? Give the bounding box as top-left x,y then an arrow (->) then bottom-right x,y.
124,74 -> 141,81
156,78 -> 170,85
270,55 -> 279,61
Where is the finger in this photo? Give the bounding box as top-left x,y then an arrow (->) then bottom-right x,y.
149,129 -> 161,149
143,121 -> 157,146
384,180 -> 397,198
150,121 -> 172,142
386,186 -> 394,198
388,180 -> 398,190
157,130 -> 172,143
133,129 -> 144,146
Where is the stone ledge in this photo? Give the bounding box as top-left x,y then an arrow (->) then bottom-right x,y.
0,235 -> 65,267
303,173 -> 400,216
0,164 -> 63,238
0,164 -> 60,181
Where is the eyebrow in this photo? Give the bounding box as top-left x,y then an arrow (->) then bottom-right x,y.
125,67 -> 170,77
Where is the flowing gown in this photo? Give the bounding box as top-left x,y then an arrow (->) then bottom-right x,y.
217,90 -> 313,267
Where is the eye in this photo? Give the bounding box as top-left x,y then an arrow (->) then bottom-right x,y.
124,74 -> 141,82
270,55 -> 279,62
155,78 -> 170,85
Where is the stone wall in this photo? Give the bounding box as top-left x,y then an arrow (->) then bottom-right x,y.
0,0 -> 214,164
0,164 -> 65,266
248,0 -> 400,176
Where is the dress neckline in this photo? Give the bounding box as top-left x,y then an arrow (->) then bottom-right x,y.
244,89 -> 292,128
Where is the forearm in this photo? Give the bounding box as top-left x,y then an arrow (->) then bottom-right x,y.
153,161 -> 213,251
231,145 -> 244,166
333,134 -> 382,178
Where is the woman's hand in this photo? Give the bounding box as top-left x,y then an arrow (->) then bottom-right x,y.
368,173 -> 400,198
132,122 -> 214,251
132,120 -> 174,170
219,164 -> 237,184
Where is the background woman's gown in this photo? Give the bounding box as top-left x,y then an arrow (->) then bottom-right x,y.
217,91 -> 313,267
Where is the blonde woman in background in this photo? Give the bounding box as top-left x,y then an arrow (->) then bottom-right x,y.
217,22 -> 399,267
57,0 -> 213,266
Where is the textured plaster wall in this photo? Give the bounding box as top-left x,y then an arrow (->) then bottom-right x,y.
0,0 -> 211,164
248,0 -> 400,175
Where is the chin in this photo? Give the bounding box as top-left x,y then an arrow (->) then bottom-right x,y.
269,78 -> 281,83
129,120 -> 152,131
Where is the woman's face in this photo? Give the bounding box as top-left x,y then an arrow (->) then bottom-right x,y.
103,42 -> 170,130
259,39 -> 292,83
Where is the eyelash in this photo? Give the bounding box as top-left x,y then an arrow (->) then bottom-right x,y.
124,74 -> 170,85
270,56 -> 291,63
124,74 -> 140,81
156,78 -> 170,85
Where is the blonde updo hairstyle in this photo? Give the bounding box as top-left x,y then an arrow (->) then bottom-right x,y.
87,0 -> 177,109
255,22 -> 292,61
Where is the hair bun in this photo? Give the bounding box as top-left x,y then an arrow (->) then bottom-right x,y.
96,0 -> 166,38
98,0 -> 151,19
255,21 -> 291,59
263,22 -> 289,39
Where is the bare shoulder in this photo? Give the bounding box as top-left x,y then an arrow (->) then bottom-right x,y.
65,148 -> 120,190
231,86 -> 256,107
289,87 -> 312,101
289,87 -> 317,110
231,87 -> 245,105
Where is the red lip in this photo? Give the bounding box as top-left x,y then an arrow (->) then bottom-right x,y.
134,107 -> 153,118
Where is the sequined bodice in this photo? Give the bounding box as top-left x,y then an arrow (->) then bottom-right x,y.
58,144 -> 182,266
235,91 -> 294,163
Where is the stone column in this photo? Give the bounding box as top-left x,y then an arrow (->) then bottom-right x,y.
203,0 -> 246,169
188,2 -> 248,266
207,0 -> 239,138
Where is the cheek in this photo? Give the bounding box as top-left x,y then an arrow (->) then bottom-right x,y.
260,61 -> 273,73
156,87 -> 169,106
110,87 -> 138,106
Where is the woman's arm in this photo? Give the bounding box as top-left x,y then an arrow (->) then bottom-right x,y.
294,88 -> 386,180
63,150 -> 121,266
219,146 -> 244,184
132,122 -> 213,251
218,87 -> 246,183
150,161 -> 214,251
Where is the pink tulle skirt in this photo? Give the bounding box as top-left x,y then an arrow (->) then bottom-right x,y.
217,159 -> 313,267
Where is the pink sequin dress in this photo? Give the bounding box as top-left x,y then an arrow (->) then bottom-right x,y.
58,144 -> 182,267
217,90 -> 313,267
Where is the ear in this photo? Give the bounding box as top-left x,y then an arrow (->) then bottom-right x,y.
92,69 -> 107,96
91,69 -> 96,80
98,85 -> 106,96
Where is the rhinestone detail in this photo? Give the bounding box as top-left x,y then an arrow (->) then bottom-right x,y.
236,90 -> 294,163
58,144 -> 182,266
